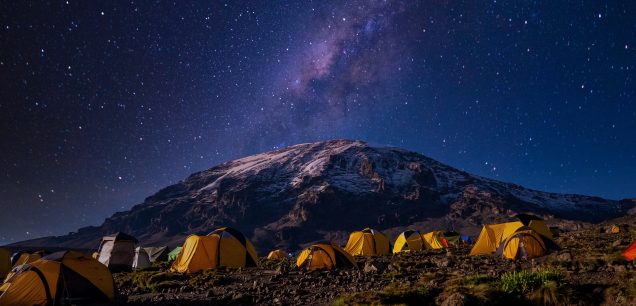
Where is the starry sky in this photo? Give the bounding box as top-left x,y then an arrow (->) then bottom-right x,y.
1,1 -> 635,243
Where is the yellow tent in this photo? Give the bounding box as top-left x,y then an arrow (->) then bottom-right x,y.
344,228 -> 390,256
170,227 -> 259,273
0,251 -> 114,306
297,242 -> 356,271
393,230 -> 425,253
610,225 -> 620,234
497,227 -> 551,260
267,249 -> 287,260
11,252 -> 42,269
0,248 -> 10,279
470,219 -> 552,256
421,231 -> 446,250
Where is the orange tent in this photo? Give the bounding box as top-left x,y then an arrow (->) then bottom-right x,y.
622,241 -> 636,261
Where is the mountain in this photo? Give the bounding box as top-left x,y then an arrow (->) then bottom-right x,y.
9,140 -> 635,252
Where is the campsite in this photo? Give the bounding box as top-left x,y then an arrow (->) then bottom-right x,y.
1,214 -> 635,305
2,1 -> 636,305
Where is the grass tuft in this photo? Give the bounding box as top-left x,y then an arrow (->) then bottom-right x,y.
499,269 -> 564,294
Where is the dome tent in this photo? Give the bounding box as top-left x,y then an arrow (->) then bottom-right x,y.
344,228 -> 390,256
496,226 -> 558,260
0,251 -> 114,306
170,227 -> 259,273
167,246 -> 182,262
296,242 -> 356,271
143,246 -> 171,262
132,247 -> 151,269
421,231 -> 447,250
96,232 -> 138,272
623,241 -> 636,261
267,249 -> 288,260
393,230 -> 425,253
11,251 -> 42,269
469,214 -> 553,256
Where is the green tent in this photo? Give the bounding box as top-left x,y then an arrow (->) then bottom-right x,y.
167,246 -> 182,261
442,231 -> 462,247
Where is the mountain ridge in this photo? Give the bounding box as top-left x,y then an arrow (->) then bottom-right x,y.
8,139 -> 635,252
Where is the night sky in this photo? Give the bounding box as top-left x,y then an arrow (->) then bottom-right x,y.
1,1 -> 635,243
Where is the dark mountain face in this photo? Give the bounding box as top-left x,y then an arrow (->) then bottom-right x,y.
10,140 -> 634,252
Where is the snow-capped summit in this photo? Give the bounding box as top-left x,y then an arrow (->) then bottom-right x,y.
11,140 -> 634,251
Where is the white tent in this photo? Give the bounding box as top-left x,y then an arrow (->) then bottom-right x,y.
133,247 -> 151,269
97,232 -> 137,272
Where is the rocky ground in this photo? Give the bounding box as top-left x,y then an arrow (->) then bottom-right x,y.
113,222 -> 636,305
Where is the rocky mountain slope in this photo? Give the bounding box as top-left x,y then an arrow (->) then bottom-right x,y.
112,219 -> 636,305
10,140 -> 634,251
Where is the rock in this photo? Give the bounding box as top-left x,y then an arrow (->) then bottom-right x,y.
432,257 -> 453,267
441,292 -> 468,306
612,265 -> 627,272
557,252 -> 573,263
363,260 -> 388,273
612,239 -> 623,247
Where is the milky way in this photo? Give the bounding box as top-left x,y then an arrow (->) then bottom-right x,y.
0,1 -> 635,242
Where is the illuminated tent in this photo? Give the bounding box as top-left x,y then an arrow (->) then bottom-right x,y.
96,232 -> 138,272
344,228 -> 390,256
421,231 -> 446,250
296,242 -> 356,271
393,230 -> 425,253
496,226 -> 557,260
170,227 -> 259,273
609,225 -> 621,234
0,251 -> 114,306
469,216 -> 552,256
267,249 -> 287,260
622,241 -> 636,261
11,252 -> 42,269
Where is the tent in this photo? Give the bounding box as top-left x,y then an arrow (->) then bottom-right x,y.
393,230 -> 425,253
460,235 -> 472,244
0,251 -> 114,306
296,242 -> 356,271
421,231 -> 447,249
132,247 -> 151,270
11,252 -> 42,269
496,226 -> 557,260
442,231 -> 462,247
96,232 -> 138,272
344,228 -> 390,256
622,241 -> 636,261
167,247 -> 182,262
143,246 -> 171,262
0,248 -> 10,279
267,249 -> 288,260
609,225 -> 621,234
469,217 -> 552,256
170,227 -> 259,273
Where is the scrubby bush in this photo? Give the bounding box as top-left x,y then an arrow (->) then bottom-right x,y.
499,269 -> 564,294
